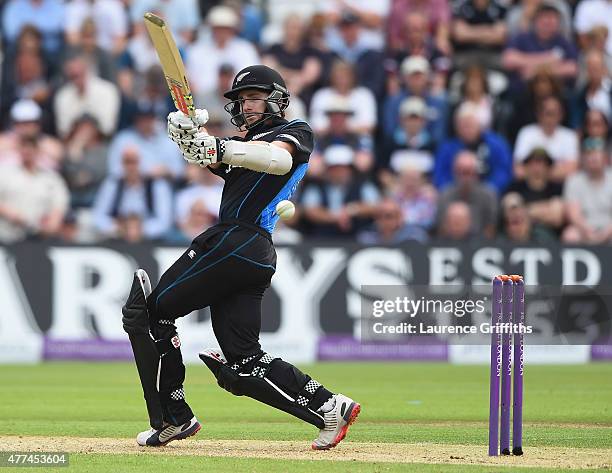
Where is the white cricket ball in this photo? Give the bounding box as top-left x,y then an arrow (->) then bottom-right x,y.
275,200 -> 295,220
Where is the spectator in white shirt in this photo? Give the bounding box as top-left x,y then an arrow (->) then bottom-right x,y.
54,53 -> 120,138
563,143 -> 612,243
0,99 -> 63,170
574,0 -> 612,55
0,135 -> 69,243
309,60 -> 377,135
513,95 -> 578,182
186,5 -> 259,95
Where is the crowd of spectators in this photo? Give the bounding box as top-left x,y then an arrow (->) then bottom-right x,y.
1,0 -> 612,246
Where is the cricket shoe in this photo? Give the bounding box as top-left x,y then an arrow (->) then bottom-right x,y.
198,348 -> 227,365
136,416 -> 201,446
312,394 -> 361,450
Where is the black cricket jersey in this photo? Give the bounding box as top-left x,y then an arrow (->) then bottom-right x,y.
209,117 -> 313,234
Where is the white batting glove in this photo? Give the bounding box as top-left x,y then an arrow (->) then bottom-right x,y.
179,132 -> 225,167
167,109 -> 209,144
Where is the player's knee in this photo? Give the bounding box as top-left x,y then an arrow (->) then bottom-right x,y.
122,275 -> 149,336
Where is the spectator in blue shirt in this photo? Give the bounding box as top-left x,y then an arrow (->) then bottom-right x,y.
502,2 -> 577,94
93,145 -> 173,241
382,55 -> 448,146
2,0 -> 65,55
107,102 -> 184,180
433,102 -> 512,194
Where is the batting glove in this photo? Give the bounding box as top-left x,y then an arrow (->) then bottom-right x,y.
167,109 -> 209,144
179,132 -> 225,167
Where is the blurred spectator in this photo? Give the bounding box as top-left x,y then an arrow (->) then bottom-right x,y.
388,0 -> 451,55
117,17 -> 165,97
562,144 -> 612,243
514,95 -> 579,182
196,63 -> 235,125
61,114 -> 109,208
300,145 -> 379,237
386,11 -> 451,87
572,49 -> 611,127
502,2 -> 577,94
65,0 -> 128,55
437,201 -> 473,240
382,56 -> 448,145
175,164 -> 222,221
119,65 -> 174,129
310,60 -> 376,135
326,11 -> 385,98
0,99 -> 63,170
574,0 -> 612,55
63,18 -> 117,83
434,103 -> 512,193
0,135 -> 69,243
262,14 -> 322,102
166,165 -> 222,243
506,0 -> 572,38
311,96 -> 373,176
581,109 -> 611,152
93,146 -> 173,241
393,165 -> 437,240
499,192 -> 556,243
320,0 -> 390,51
507,67 -> 565,143
451,0 -> 508,70
505,148 -> 564,232
382,97 -> 435,177
456,65 -> 494,130
1,0 -> 65,55
130,0 -> 199,46
575,25 -> 612,86
54,53 -> 120,138
186,5 -> 259,95
168,199 -> 217,244
436,150 -> 498,238
358,198 -> 421,244
107,103 -> 184,179
0,42 -> 51,123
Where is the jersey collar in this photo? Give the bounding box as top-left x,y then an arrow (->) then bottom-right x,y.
245,116 -> 287,140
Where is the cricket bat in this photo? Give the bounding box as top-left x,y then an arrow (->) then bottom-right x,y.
143,12 -> 195,119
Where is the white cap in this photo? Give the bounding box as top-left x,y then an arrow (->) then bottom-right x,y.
401,55 -> 430,75
10,99 -> 42,122
400,97 -> 427,117
324,145 -> 354,167
207,6 -> 239,28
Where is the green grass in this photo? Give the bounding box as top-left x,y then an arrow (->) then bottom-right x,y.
0,362 -> 611,471
10,454 -> 608,473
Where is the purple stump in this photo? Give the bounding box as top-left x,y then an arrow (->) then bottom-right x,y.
512,277 -> 525,455
500,277 -> 514,455
489,277 -> 503,456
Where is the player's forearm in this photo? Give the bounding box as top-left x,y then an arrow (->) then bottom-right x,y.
220,140 -> 293,175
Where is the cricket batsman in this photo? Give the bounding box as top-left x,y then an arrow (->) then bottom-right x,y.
121,65 -> 360,450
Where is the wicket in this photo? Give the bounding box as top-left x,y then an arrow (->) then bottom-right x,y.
489,275 -> 524,456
